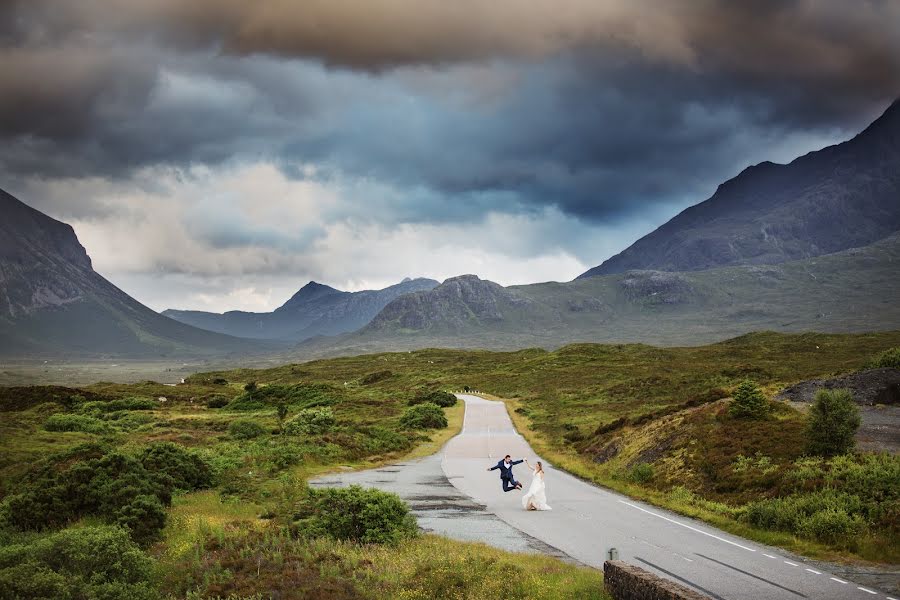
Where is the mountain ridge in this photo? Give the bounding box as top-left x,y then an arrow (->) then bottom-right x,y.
578,97 -> 900,278
293,233 -> 900,357
163,277 -> 439,341
0,188 -> 267,358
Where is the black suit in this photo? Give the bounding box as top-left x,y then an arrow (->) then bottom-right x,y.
489,459 -> 523,492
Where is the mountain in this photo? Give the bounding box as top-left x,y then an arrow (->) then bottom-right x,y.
579,98 -> 900,278
295,234 -> 900,357
0,189 -> 265,358
163,277 -> 439,341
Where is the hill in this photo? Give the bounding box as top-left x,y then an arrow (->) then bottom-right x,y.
163,277 -> 438,341
0,188 -> 267,358
579,98 -> 900,278
295,234 -> 900,357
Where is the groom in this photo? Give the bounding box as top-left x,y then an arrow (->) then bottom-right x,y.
487,454 -> 523,492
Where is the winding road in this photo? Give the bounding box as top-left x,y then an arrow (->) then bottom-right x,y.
313,394 -> 898,599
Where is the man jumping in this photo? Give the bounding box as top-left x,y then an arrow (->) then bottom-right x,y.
487,454 -> 523,491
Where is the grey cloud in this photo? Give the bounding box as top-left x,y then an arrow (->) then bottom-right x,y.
0,0 -> 897,228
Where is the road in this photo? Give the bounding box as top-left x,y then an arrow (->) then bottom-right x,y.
315,394 -> 899,599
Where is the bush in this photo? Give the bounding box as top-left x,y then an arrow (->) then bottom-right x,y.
43,413 -> 111,434
867,346 -> 900,369
628,463 -> 654,484
399,403 -> 447,430
364,427 -> 412,455
409,390 -> 457,408
206,395 -> 229,408
139,442 -> 213,491
2,442 -> 214,545
797,507 -> 866,545
285,407 -> 336,435
806,389 -> 860,457
728,380 -> 770,419
361,370 -> 393,385
228,383 -> 337,411
744,489 -> 868,546
294,485 -> 418,545
80,397 -> 156,413
228,419 -> 266,440
0,525 -> 157,600
3,447 -> 170,544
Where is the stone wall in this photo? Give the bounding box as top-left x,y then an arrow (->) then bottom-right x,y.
603,560 -> 711,600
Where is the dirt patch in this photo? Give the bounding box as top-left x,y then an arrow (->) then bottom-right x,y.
776,368 -> 900,406
778,368 -> 900,454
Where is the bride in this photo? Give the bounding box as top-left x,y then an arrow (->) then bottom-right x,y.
522,459 -> 552,511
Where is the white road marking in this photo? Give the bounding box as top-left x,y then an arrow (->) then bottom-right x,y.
886,596 -> 898,600
830,577 -> 849,584
618,500 -> 756,552
856,587 -> 876,595
762,553 -> 778,559
784,560 -> 799,566
805,568 -> 821,575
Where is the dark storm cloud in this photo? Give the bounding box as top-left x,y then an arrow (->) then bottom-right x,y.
0,0 -> 898,224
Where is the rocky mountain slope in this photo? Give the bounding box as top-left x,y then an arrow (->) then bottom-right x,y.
579,98 -> 900,278
295,233 -> 900,357
0,189 -> 265,358
164,277 -> 438,341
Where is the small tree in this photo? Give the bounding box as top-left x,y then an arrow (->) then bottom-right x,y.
276,402 -> 289,433
806,389 -> 860,457
244,381 -> 258,395
729,380 -> 770,419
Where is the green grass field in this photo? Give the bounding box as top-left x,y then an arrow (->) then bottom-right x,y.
0,362 -> 605,599
1,330 -> 898,599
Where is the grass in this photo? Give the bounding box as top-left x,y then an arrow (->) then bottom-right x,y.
159,526 -> 608,600
191,330 -> 900,564
0,366 -> 600,598
2,329 -> 899,599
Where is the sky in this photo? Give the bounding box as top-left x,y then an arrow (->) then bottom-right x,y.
2,1 -> 898,313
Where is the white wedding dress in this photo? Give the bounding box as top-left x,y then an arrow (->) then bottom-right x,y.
522,469 -> 552,511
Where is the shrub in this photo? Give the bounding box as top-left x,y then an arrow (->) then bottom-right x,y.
806,389 -> 860,457
728,380 -> 770,419
85,397 -> 156,412
244,381 -> 258,394
364,427 -> 412,455
409,390 -> 457,408
228,383 -> 336,411
628,463 -> 654,484
285,407 -> 336,435
399,403 -> 447,430
139,442 -> 213,491
1,445 -> 184,544
361,370 -> 393,385
228,419 -> 265,440
0,526 -> 157,600
206,395 -> 229,408
867,346 -> 900,369
294,485 -> 418,545
43,413 -> 111,434
797,507 -> 866,545
744,489 -> 870,546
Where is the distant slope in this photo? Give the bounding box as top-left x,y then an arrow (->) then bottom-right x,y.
163,278 -> 438,341
579,98 -> 900,278
295,234 -> 900,357
0,188 -> 266,358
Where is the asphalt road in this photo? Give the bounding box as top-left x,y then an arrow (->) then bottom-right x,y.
315,394 -> 899,599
